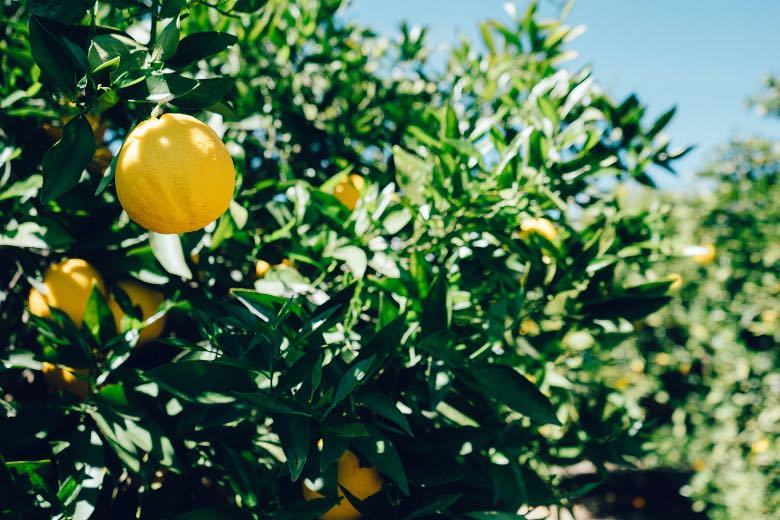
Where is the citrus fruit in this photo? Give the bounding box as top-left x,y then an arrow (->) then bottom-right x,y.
115,113 -> 235,234
519,318 -> 540,336
28,258 -> 105,327
667,273 -> 683,290
303,449 -> 383,520
693,244 -> 717,265
255,260 -> 271,278
520,217 -> 558,243
108,280 -> 167,345
333,174 -> 365,210
41,362 -> 89,399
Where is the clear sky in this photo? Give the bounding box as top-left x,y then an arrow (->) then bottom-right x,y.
346,0 -> 780,188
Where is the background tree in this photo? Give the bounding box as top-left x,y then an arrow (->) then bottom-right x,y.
604,82 -> 779,518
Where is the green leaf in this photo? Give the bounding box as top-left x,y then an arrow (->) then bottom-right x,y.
274,414 -> 309,481
231,289 -> 303,322
60,36 -> 90,72
41,114 -> 95,202
352,425 -> 409,495
471,364 -> 560,425
152,17 -> 180,62
88,33 -> 146,79
0,175 -> 42,201
159,0 -> 188,18
420,274 -> 449,337
331,245 -> 367,279
232,391 -> 311,416
149,232 -> 193,279
89,409 -> 141,473
293,293 -> 347,346
329,356 -> 376,412
583,294 -> 672,321
405,494 -> 462,518
28,16 -> 78,97
171,77 -> 234,109
393,145 -> 430,205
232,0 -> 269,12
647,106 -> 676,139
167,31 -> 238,68
95,149 -> 119,195
83,284 -> 116,343
322,422 -> 370,438
357,391 -> 412,436
143,360 -> 255,403
29,0 -> 88,25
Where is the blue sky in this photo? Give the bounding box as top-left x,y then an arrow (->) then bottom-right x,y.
346,0 -> 780,188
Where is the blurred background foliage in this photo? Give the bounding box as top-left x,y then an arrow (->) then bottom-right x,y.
606,90 -> 779,518
0,0 -> 776,519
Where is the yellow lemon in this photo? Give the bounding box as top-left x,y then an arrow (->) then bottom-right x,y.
108,280 -> 167,345
255,260 -> 271,278
28,259 -> 105,327
115,113 -> 235,234
520,218 -> 558,243
693,244 -> 716,265
303,449 -> 383,520
41,362 -> 89,399
333,174 -> 365,210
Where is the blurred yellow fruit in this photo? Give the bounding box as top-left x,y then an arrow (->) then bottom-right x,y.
255,260 -> 271,278
333,174 -> 365,210
116,113 -> 235,234
629,359 -> 645,373
108,280 -> 166,345
667,273 -> 683,290
656,352 -> 671,366
692,244 -> 717,265
303,449 -> 383,520
614,376 -> 630,390
760,309 -> 776,324
41,362 -> 89,399
520,218 -> 558,243
751,437 -> 769,454
28,259 -> 105,327
89,146 -> 113,175
519,318 -> 540,336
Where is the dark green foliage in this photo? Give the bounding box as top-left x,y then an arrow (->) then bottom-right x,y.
0,1 -> 687,518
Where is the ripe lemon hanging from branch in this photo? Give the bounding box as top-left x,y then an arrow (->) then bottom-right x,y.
28,258 -> 105,327
115,113 -> 235,234
303,448 -> 383,520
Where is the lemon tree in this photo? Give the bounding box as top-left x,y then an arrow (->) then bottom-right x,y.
1,1 -> 687,518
